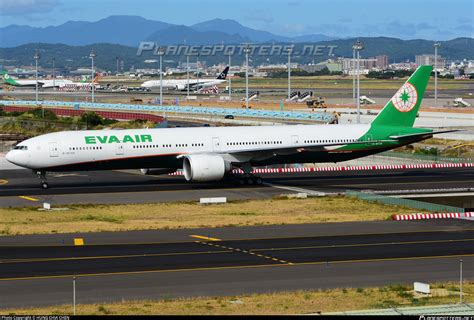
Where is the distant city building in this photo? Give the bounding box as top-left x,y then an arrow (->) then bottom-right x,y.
70,68 -> 94,75
347,69 -> 370,75
300,59 -> 342,73
178,61 -> 207,72
465,60 -> 474,76
342,58 -> 377,74
415,54 -> 445,70
135,68 -> 161,75
389,62 -> 417,71
375,55 -> 389,69
257,64 -> 293,73
299,64 -> 326,73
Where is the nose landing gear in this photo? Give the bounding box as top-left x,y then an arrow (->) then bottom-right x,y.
36,171 -> 49,189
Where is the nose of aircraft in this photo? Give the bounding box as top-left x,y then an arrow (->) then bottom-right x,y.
5,150 -> 27,167
5,150 -> 14,163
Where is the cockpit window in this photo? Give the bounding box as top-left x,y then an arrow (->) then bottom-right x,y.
13,145 -> 28,150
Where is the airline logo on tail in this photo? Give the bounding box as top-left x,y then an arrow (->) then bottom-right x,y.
391,82 -> 418,112
1,71 -> 18,85
216,66 -> 229,80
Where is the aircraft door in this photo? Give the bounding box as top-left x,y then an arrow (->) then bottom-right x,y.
49,142 -> 59,157
212,137 -> 220,152
291,135 -> 299,145
115,144 -> 124,155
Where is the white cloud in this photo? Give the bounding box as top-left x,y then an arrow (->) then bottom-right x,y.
0,0 -> 59,16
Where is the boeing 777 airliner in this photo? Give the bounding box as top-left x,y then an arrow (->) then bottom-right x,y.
7,65 -> 452,189
140,66 -> 229,91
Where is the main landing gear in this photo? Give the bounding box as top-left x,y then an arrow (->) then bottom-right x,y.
237,175 -> 263,186
36,171 -> 49,189
234,163 -> 263,185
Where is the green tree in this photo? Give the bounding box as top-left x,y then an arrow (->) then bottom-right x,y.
81,112 -> 104,128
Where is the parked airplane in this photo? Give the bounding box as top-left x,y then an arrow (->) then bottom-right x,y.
7,65 -> 453,189
1,71 -> 73,88
140,67 -> 229,91
57,74 -> 101,91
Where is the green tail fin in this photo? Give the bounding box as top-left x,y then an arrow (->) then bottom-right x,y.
371,65 -> 432,127
1,72 -> 19,86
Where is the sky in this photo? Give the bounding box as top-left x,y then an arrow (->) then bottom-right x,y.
0,0 -> 472,40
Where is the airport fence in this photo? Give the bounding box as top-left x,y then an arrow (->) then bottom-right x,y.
0,100 -> 336,123
346,190 -> 465,213
381,150 -> 471,164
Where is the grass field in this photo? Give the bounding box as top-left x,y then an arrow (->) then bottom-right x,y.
2,282 -> 471,315
0,196 -> 417,236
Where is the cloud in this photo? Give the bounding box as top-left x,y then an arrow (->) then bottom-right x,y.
0,0 -> 59,16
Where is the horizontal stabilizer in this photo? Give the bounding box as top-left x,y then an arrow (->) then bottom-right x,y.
389,129 -> 459,140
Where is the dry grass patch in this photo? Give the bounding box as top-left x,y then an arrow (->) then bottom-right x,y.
0,196 -> 414,235
1,282 -> 472,315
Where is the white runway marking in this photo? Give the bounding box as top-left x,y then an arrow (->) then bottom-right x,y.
263,182 -> 326,196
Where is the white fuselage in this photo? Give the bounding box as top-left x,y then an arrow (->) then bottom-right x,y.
140,78 -> 225,90
8,79 -> 74,88
6,124 -> 370,171
40,79 -> 74,88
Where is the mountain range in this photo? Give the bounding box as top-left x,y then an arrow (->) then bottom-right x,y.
0,16 -> 336,48
1,37 -> 472,71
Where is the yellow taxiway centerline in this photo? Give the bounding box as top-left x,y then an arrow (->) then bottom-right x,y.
18,196 -> 39,202
190,235 -> 222,241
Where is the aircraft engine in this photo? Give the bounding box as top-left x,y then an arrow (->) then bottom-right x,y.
183,154 -> 231,182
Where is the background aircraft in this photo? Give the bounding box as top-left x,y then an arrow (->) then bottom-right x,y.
140,67 -> 229,91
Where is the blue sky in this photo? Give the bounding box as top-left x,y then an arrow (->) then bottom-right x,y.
0,0 -> 472,40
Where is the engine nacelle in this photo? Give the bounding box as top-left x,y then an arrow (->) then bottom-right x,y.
183,154 -> 230,182
140,168 -> 176,175
175,84 -> 186,91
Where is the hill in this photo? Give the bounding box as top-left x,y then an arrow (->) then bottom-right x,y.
0,38 -> 472,71
0,16 -> 335,48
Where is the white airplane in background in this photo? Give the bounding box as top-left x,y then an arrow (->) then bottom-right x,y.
7,66 -> 454,189
140,67 -> 229,91
1,71 -> 73,88
57,74 -> 101,91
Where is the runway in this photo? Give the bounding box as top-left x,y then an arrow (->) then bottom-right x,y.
0,167 -> 473,207
0,220 -> 473,308
2,228 -> 474,279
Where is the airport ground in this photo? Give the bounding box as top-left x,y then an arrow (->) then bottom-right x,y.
1,281 -> 473,315
0,220 -> 473,310
0,168 -> 473,209
0,76 -> 473,313
0,165 -> 472,310
3,83 -> 473,139
2,75 -> 473,109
